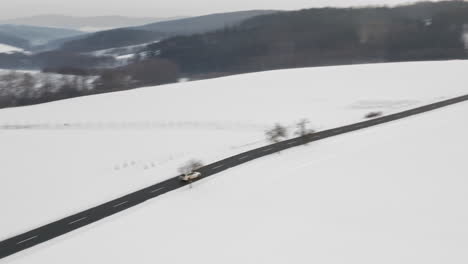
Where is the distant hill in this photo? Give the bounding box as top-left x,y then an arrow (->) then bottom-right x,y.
60,28 -> 166,52
31,34 -> 91,52
0,15 -> 187,32
146,1 -> 468,75
0,32 -> 30,50
135,10 -> 278,34
0,25 -> 84,46
0,49 -> 116,70
0,43 -> 25,54
58,10 -> 278,53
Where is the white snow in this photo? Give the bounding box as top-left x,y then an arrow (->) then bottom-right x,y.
2,60 -> 468,263
1,60 -> 467,128
5,80 -> 468,264
116,53 -> 135,60
77,27 -> 112,32
0,44 -> 25,54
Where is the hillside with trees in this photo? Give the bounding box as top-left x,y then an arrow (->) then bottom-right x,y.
0,51 -> 115,69
147,1 -> 468,75
135,10 -> 278,34
0,25 -> 83,46
58,10 -> 277,53
60,29 -> 167,52
0,32 -> 30,50
0,58 -> 178,108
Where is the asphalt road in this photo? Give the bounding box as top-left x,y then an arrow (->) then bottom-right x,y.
1,93 -> 468,260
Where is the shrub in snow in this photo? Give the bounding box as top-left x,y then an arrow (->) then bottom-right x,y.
294,119 -> 316,145
294,119 -> 316,137
265,123 -> 288,143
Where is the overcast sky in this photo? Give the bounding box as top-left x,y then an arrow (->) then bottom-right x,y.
0,0 -> 432,19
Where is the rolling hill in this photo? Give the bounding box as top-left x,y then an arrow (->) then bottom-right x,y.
147,1 -> 468,75
1,60 -> 468,240
0,32 -> 30,50
0,15 -> 184,32
135,10 -> 278,35
58,10 -> 277,52
60,28 -> 165,52
1,61 -> 468,263
0,25 -> 83,46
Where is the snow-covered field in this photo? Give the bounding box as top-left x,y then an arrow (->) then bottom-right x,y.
0,44 -> 25,54
2,60 -> 468,262
5,74 -> 468,264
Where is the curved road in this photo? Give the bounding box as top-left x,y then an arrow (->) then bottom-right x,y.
1,94 -> 468,260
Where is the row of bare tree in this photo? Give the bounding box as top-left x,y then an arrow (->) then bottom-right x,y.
265,119 -> 315,144
0,72 -> 94,108
177,119 -> 316,181
0,58 -> 179,108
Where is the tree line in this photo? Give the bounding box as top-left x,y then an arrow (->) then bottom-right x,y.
0,58 -> 179,108
147,1 -> 468,75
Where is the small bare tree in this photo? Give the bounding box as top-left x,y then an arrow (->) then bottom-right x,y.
0,71 -> 21,90
19,73 -> 35,88
294,119 -> 316,137
294,119 -> 316,145
178,159 -> 204,175
265,123 -> 288,143
39,75 -> 57,94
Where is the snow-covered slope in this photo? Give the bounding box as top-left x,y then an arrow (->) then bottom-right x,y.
1,61 -> 468,253
6,78 -> 468,264
1,60 -> 467,127
0,43 -> 24,54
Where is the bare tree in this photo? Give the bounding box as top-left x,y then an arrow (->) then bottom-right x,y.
0,71 -> 27,107
19,73 -> 35,89
0,71 -> 20,90
16,73 -> 35,99
39,75 -> 57,94
178,159 -> 204,175
265,123 -> 288,143
95,71 -> 132,91
294,119 -> 316,145
294,119 -> 316,137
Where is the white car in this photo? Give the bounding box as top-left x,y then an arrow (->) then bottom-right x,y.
180,171 -> 202,182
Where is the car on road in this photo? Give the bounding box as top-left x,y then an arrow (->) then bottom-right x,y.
365,111 -> 383,119
180,171 -> 202,182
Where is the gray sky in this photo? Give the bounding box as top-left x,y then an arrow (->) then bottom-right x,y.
0,0 -> 432,19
